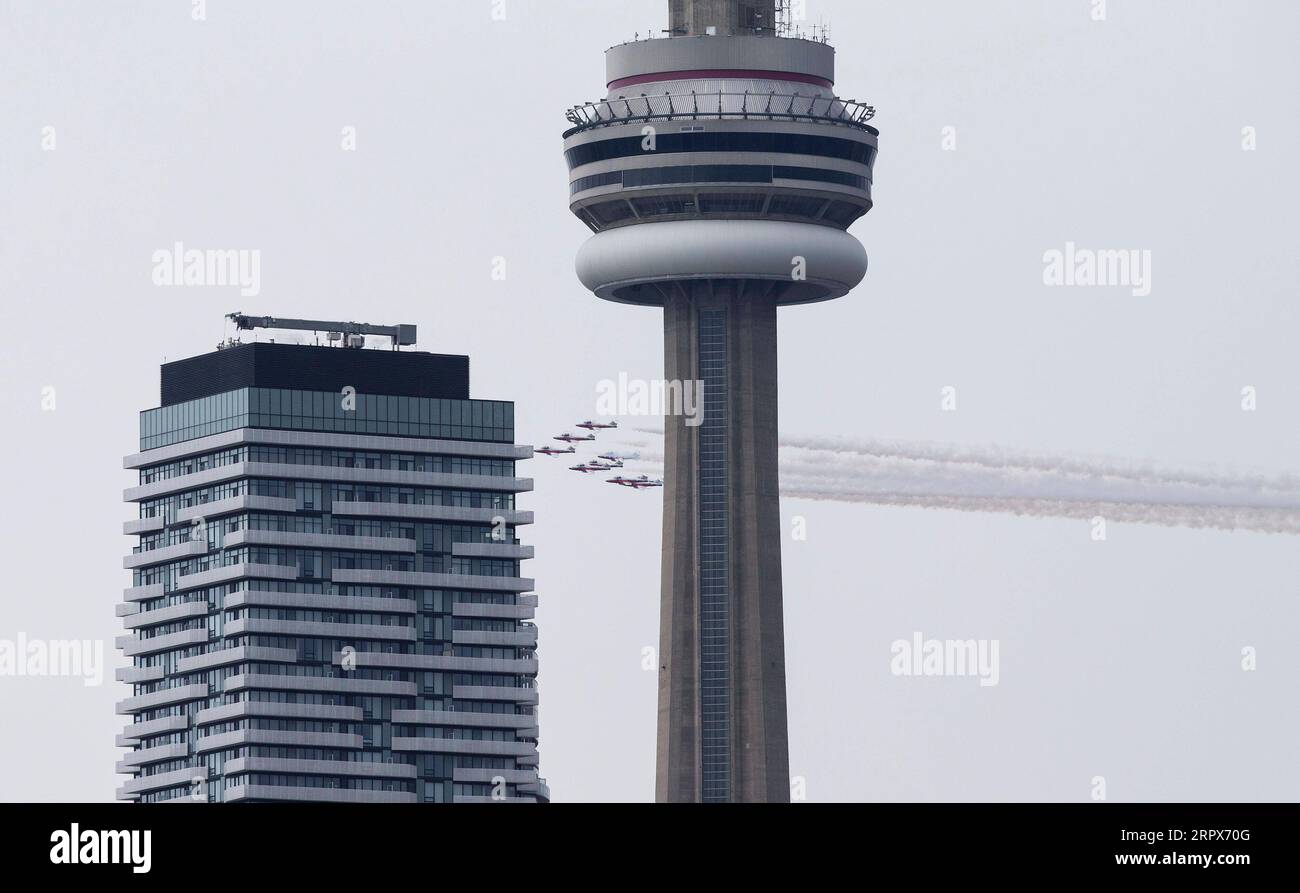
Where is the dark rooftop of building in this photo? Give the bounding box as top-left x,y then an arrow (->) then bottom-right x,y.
160,342 -> 470,407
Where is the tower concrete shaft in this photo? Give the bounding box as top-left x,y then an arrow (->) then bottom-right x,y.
563,0 -> 876,803
658,285 -> 789,803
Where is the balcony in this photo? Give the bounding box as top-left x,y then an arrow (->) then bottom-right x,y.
174,644 -> 298,674
451,626 -> 538,649
451,541 -> 534,560
125,461 -> 534,502
223,528 -> 417,553
391,737 -> 537,758
122,538 -> 208,570
521,778 -> 551,801
116,683 -> 211,715
452,794 -> 540,804
224,785 -> 416,804
330,501 -> 533,526
333,650 -> 537,675
195,729 -> 363,754
122,600 -> 210,630
452,685 -> 539,704
125,463 -> 245,502
331,568 -> 534,593
565,91 -> 876,136
451,601 -> 535,620
122,583 -> 165,603
224,757 -> 416,780
115,665 -> 164,684
195,701 -> 364,726
123,515 -> 165,535
175,494 -> 297,524
252,461 -> 534,494
392,710 -> 537,730
117,714 -> 189,743
115,767 -> 204,800
223,673 -> 417,698
117,627 -> 209,658
225,589 -> 417,614
172,562 -> 298,593
117,741 -> 188,772
452,767 -> 538,785
224,617 -> 416,642
124,428 -> 532,470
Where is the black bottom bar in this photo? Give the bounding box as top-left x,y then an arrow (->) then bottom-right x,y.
5,802 -> 1290,878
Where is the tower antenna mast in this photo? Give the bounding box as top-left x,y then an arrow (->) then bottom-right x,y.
775,0 -> 792,37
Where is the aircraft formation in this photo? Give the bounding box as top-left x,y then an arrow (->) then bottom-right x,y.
533,420 -> 663,490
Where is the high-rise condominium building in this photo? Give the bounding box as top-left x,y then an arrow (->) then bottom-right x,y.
117,320 -> 546,803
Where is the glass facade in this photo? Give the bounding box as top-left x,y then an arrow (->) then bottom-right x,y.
565,130 -> 878,169
623,164 -> 773,188
570,171 -> 624,194
572,164 -> 870,196
140,388 -> 515,451
697,309 -> 730,803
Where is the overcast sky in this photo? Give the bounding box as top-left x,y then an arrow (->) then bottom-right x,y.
1,0 -> 1297,802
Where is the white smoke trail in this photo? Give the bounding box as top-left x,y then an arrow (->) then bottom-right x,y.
616,429 -> 1300,533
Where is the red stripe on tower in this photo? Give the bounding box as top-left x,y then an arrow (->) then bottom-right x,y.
608,68 -> 833,90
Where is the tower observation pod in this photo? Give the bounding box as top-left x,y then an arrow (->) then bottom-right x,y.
562,0 -> 877,803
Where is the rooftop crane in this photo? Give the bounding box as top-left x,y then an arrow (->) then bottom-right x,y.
224,312 -> 417,350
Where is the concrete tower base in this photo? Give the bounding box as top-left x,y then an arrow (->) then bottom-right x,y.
656,283 -> 790,803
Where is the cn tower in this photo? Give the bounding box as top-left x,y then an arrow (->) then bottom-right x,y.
563,0 -> 877,802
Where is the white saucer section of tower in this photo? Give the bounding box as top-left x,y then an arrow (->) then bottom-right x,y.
563,21 -> 876,803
